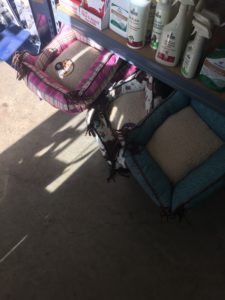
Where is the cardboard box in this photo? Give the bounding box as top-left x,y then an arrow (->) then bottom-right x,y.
82,0 -> 110,18
59,0 -> 81,16
79,3 -> 110,30
109,0 -> 129,38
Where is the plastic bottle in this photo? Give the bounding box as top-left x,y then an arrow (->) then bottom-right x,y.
155,0 -> 194,66
146,0 -> 157,43
110,0 -> 130,38
195,0 -> 205,12
194,11 -> 220,54
183,3 -> 196,46
181,19 -> 211,78
170,1 -> 179,20
193,11 -> 212,28
150,0 -> 172,50
127,0 -> 151,49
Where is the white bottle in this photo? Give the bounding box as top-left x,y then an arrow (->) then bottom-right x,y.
155,0 -> 194,66
146,0 -> 157,43
110,0 -> 130,38
193,11 -> 212,29
127,0 -> 151,49
181,20 -> 211,78
183,4 -> 195,48
150,0 -> 172,50
195,0 -> 205,12
193,11 -> 220,55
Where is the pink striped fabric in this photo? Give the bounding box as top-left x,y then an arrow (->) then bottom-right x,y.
16,24 -> 122,113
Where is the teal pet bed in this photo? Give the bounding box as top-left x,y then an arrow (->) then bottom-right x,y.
125,91 -> 225,217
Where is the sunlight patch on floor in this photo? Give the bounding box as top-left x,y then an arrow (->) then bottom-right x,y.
34,142 -> 55,157
53,132 -> 96,164
53,112 -> 87,135
0,235 -> 28,264
52,138 -> 72,154
45,140 -> 98,193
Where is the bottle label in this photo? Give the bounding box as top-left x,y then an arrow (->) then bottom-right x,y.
150,8 -> 171,50
127,3 -> 149,49
127,40 -> 144,48
156,31 -> 176,62
181,66 -> 188,76
156,51 -> 175,62
150,33 -> 160,49
181,44 -> 192,75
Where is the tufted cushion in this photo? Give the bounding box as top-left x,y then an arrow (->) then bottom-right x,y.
147,106 -> 224,184
108,91 -> 146,130
46,40 -> 100,91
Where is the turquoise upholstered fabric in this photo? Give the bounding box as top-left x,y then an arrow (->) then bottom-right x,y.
191,99 -> 225,140
125,147 -> 172,208
125,91 -> 225,214
172,145 -> 225,211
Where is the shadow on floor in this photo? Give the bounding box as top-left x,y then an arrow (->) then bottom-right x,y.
0,108 -> 225,300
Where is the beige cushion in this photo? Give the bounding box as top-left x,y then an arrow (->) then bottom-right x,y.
108,91 -> 146,130
147,106 -> 224,184
46,40 -> 100,91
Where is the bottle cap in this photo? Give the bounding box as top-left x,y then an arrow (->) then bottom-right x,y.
194,12 -> 212,29
192,19 -> 212,39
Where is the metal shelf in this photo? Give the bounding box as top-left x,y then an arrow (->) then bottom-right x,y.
57,5 -> 225,114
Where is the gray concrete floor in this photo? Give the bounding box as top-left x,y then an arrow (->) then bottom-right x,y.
0,61 -> 225,300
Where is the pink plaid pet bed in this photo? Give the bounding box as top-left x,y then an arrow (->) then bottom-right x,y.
13,24 -> 122,113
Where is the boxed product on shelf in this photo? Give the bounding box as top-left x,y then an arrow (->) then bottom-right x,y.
82,0 -> 110,18
59,0 -> 82,16
80,0 -> 110,30
199,44 -> 225,92
109,0 -> 129,38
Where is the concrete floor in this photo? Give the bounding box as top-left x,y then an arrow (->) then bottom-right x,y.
0,61 -> 225,300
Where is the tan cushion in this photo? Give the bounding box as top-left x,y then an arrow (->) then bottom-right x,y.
108,91 -> 146,130
147,106 -> 224,184
46,40 -> 100,91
